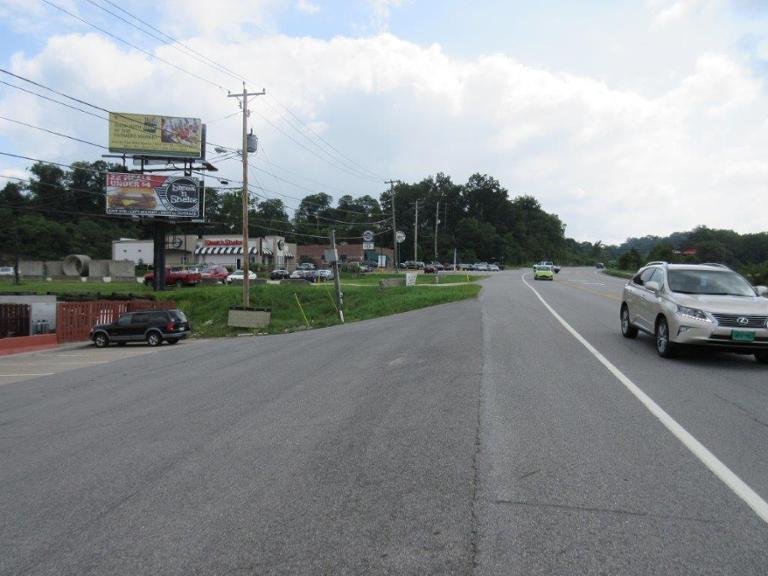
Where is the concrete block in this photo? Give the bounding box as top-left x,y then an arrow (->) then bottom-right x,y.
228,308 -> 271,329
109,260 -> 136,278
88,260 -> 110,277
378,278 -> 405,289
44,261 -> 63,276
18,260 -> 44,277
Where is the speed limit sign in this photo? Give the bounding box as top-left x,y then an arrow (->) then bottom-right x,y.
362,230 -> 374,242
396,230 -> 406,244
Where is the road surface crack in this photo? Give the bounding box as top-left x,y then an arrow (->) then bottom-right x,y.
494,499 -> 718,525
713,392 -> 768,431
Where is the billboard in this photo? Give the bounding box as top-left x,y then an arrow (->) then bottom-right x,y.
106,173 -> 202,218
108,112 -> 203,158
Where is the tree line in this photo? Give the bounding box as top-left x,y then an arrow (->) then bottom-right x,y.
2,160 -> 766,280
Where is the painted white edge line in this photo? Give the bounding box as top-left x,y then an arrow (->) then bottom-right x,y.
522,272 -> 768,524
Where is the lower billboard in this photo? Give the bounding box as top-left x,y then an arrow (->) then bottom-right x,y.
106,173 -> 202,218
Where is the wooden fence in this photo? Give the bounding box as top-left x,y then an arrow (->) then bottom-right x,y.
0,304 -> 31,339
56,300 -> 176,343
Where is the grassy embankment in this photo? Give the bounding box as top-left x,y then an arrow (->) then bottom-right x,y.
339,272 -> 488,285
602,268 -> 634,279
0,278 -> 481,338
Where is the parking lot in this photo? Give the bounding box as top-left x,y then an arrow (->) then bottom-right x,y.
0,342 -> 188,386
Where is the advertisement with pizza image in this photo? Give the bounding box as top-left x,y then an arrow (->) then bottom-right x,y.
106,173 -> 201,218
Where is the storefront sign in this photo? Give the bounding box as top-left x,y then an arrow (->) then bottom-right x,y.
204,239 -> 241,246
106,173 -> 202,218
109,112 -> 203,158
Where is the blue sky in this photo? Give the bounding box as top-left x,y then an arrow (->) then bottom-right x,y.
2,0 -> 768,243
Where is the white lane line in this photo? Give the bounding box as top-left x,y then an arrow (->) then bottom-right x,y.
521,272 -> 768,525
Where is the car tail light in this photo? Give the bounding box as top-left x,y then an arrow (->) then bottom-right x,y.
165,322 -> 175,331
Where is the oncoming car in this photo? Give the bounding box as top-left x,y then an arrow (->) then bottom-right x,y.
534,265 -> 555,281
620,262 -> 768,362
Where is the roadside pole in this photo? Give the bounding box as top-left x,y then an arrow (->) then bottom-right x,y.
414,201 -> 419,263
386,179 -> 400,270
228,84 -> 265,309
330,229 -> 344,323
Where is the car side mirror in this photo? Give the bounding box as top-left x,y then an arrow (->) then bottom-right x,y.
756,285 -> 768,297
645,281 -> 660,293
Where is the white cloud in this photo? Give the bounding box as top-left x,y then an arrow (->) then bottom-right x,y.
159,0 -> 284,38
647,0 -> 713,25
369,0 -> 405,32
296,0 -> 320,15
2,29 -> 767,244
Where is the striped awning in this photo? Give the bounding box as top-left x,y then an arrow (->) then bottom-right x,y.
195,246 -> 258,255
262,247 -> 273,256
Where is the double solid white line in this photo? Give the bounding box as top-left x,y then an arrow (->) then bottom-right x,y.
522,273 -> 768,524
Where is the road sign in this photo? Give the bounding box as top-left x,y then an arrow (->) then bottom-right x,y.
396,230 -> 406,244
363,242 -> 375,250
405,272 -> 417,286
362,230 -> 374,242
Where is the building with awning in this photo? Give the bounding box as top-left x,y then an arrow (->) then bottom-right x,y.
112,234 -> 297,270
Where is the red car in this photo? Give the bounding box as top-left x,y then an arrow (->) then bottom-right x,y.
201,265 -> 229,283
144,268 -> 202,287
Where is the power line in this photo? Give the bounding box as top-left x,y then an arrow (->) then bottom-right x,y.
40,0 -> 228,92
0,116 -> 108,149
66,0 -> 383,182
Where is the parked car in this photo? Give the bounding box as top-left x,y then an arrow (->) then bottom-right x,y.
0,266 -> 14,276
290,269 -> 314,281
620,262 -> 768,362
424,264 -> 437,274
297,262 -> 316,271
270,269 -> 291,280
596,262 -> 605,269
488,264 -> 500,272
225,270 -> 257,284
201,265 -> 229,282
90,309 -> 190,348
534,265 -> 555,281
476,263 -> 490,271
315,269 -> 334,281
144,268 -> 202,287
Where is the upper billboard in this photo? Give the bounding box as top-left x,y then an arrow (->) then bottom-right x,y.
108,112 -> 203,158
106,173 -> 202,219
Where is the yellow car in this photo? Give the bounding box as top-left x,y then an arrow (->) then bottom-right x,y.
534,265 -> 554,281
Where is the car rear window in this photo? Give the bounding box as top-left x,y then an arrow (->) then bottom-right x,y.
169,310 -> 187,322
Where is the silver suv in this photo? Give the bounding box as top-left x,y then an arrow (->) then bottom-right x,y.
620,262 -> 768,362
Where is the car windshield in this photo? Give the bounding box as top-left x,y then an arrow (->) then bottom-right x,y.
667,270 -> 755,296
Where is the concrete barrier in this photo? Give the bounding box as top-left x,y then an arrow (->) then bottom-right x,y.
378,278 -> 405,289
44,261 -> 63,277
18,260 -> 44,277
109,260 -> 135,279
88,260 -> 110,278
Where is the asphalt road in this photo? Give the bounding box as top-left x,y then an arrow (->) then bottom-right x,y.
1,268 -> 767,575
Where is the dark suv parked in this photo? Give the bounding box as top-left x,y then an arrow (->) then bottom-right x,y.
90,309 -> 191,348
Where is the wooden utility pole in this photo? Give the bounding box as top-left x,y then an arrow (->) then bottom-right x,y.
386,179 -> 400,270
413,200 -> 419,262
434,198 -> 440,262
228,84 -> 265,308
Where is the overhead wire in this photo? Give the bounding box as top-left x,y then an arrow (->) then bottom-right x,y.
57,0 -> 384,183
40,0 -> 229,92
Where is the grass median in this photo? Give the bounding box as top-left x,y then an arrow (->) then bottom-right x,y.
0,279 -> 481,338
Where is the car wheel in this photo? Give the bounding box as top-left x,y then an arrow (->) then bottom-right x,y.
755,351 -> 768,364
655,316 -> 677,358
620,305 -> 638,339
167,339 -> 179,345
146,331 -> 162,347
93,333 -> 109,348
